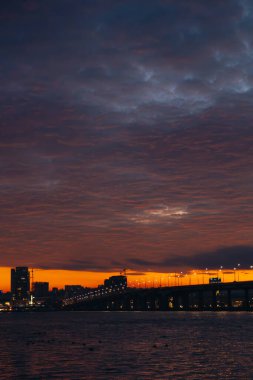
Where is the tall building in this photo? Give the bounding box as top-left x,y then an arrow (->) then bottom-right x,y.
32,282 -> 49,298
104,275 -> 127,289
11,267 -> 30,301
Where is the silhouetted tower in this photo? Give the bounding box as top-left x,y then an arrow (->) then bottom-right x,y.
31,268 -> 34,287
11,267 -> 30,301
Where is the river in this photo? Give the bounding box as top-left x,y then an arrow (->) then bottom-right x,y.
0,311 -> 252,379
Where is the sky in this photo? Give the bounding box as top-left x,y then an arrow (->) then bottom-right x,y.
1,0 -> 253,288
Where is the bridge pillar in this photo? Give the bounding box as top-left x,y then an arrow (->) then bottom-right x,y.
244,289 -> 250,309
198,291 -> 204,310
98,300 -> 105,311
227,289 -> 232,309
173,294 -> 180,310
114,298 -> 123,311
138,295 -> 147,311
128,296 -> 133,311
129,293 -> 146,311
159,293 -> 169,311
212,289 -> 217,309
149,295 -> 156,311
182,293 -> 189,310
123,296 -> 130,311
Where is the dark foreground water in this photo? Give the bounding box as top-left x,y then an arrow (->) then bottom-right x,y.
0,312 -> 253,379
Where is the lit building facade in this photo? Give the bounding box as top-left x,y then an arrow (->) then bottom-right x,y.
11,267 -> 30,301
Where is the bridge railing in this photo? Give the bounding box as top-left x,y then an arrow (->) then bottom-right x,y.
62,285 -> 127,306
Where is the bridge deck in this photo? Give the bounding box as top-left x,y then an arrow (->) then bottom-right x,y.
63,280 -> 253,311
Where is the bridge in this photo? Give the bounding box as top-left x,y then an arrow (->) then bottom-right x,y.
62,280 -> 253,311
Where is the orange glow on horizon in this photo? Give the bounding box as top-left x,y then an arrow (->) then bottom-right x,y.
1,267 -> 253,292
0,267 -> 120,292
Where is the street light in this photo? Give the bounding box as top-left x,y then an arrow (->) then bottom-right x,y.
219,266 -> 224,282
205,268 -> 209,284
237,263 -> 240,282
180,272 -> 183,286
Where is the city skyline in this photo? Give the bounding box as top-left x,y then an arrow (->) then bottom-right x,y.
1,266 -> 253,293
1,1 -> 253,283
4,265 -> 253,313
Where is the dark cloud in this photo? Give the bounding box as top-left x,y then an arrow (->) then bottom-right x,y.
161,246 -> 253,270
0,0 -> 253,271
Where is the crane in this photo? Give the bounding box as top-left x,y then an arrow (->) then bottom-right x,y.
120,268 -> 128,276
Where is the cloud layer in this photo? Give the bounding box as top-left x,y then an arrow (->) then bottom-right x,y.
0,0 -> 253,271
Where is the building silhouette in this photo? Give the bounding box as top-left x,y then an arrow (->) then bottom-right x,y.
11,267 -> 30,301
104,275 -> 127,289
64,285 -> 85,297
32,282 -> 49,298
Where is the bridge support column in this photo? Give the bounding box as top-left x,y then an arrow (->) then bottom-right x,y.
244,289 -> 249,309
212,289 -> 217,310
227,289 -> 232,309
173,294 -> 180,310
114,298 -> 123,311
159,294 -> 169,311
198,291 -> 204,310
149,295 -> 156,311
134,294 -> 148,311
124,296 -> 130,311
182,293 -> 189,310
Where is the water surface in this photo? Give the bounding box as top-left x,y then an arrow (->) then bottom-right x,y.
0,311 -> 252,379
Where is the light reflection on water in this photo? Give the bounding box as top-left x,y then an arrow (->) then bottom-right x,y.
0,311 -> 253,379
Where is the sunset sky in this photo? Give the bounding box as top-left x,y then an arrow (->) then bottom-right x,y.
1,0 -> 253,290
